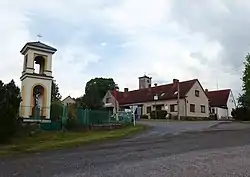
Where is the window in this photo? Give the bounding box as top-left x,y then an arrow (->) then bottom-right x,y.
195,90 -> 199,97
201,105 -> 206,113
106,97 -> 111,103
147,106 -> 151,113
170,104 -> 177,112
155,105 -> 162,110
190,104 -> 195,112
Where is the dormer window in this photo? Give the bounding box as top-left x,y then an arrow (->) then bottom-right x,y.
195,90 -> 199,97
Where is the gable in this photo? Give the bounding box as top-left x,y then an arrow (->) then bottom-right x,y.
62,96 -> 75,104
186,80 -> 208,100
227,90 -> 236,107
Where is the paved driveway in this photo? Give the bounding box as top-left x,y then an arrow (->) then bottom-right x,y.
1,121 -> 250,177
133,120 -> 221,139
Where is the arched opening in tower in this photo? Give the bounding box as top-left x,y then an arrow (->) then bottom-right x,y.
34,56 -> 45,74
32,85 -> 45,118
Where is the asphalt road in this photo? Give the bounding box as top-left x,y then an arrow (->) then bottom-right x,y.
1,121 -> 250,177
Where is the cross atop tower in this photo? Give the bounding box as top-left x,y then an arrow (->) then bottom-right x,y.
37,34 -> 42,42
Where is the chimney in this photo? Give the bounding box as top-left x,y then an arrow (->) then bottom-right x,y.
124,88 -> 129,92
205,89 -> 208,92
154,83 -> 157,87
173,79 -> 179,83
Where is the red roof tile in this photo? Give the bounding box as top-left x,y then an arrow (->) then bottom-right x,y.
111,79 -> 197,105
207,89 -> 231,107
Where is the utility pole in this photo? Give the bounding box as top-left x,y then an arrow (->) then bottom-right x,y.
114,84 -> 119,121
154,94 -> 158,119
177,79 -> 180,121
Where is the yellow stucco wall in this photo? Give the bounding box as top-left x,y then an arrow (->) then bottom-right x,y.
20,77 -> 52,119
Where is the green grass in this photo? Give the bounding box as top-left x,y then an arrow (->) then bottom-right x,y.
0,125 -> 147,156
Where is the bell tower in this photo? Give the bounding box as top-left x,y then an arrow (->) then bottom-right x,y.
19,41 -> 57,122
139,75 -> 152,89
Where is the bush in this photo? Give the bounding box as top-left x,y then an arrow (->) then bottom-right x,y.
231,107 -> 250,121
141,114 -> 149,119
0,80 -> 22,143
65,118 -> 78,130
150,110 -> 168,119
50,102 -> 64,121
68,103 -> 77,119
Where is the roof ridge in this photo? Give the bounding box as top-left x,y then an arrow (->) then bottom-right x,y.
114,79 -> 197,93
208,89 -> 231,92
20,41 -> 57,54
109,79 -> 198,105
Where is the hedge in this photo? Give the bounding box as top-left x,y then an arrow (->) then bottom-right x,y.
150,110 -> 168,119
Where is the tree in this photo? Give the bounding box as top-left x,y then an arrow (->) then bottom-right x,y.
239,53 -> 250,108
75,96 -> 87,108
51,80 -> 62,103
0,80 -> 22,143
84,77 -> 116,109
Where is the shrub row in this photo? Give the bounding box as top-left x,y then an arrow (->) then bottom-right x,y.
231,107 -> 250,121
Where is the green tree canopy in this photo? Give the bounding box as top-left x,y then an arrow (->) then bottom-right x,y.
83,77 -> 117,109
238,53 -> 250,108
51,80 -> 62,103
0,80 -> 22,143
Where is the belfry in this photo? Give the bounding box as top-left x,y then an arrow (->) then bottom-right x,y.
19,41 -> 57,122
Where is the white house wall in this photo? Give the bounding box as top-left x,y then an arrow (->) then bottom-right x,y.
213,107 -> 228,120
227,90 -> 236,118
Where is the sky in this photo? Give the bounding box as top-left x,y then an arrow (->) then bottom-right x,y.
1,0 -> 249,99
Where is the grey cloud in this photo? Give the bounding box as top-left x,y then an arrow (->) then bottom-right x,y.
190,52 -> 209,65
171,0 -> 250,70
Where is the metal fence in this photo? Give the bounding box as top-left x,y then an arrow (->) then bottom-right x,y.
19,105 -> 133,130
76,109 -> 133,126
19,105 -> 67,130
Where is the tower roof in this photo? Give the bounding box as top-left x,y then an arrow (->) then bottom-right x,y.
138,75 -> 151,79
20,41 -> 57,55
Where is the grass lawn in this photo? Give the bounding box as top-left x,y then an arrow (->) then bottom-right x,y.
0,125 -> 147,156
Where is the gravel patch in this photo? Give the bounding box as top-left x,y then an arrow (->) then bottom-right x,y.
76,145 -> 250,177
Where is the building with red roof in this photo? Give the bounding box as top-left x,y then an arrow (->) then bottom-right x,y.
103,75 -> 210,118
206,89 -> 236,120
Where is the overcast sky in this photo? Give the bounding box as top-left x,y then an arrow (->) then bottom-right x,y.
1,0 -> 249,99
